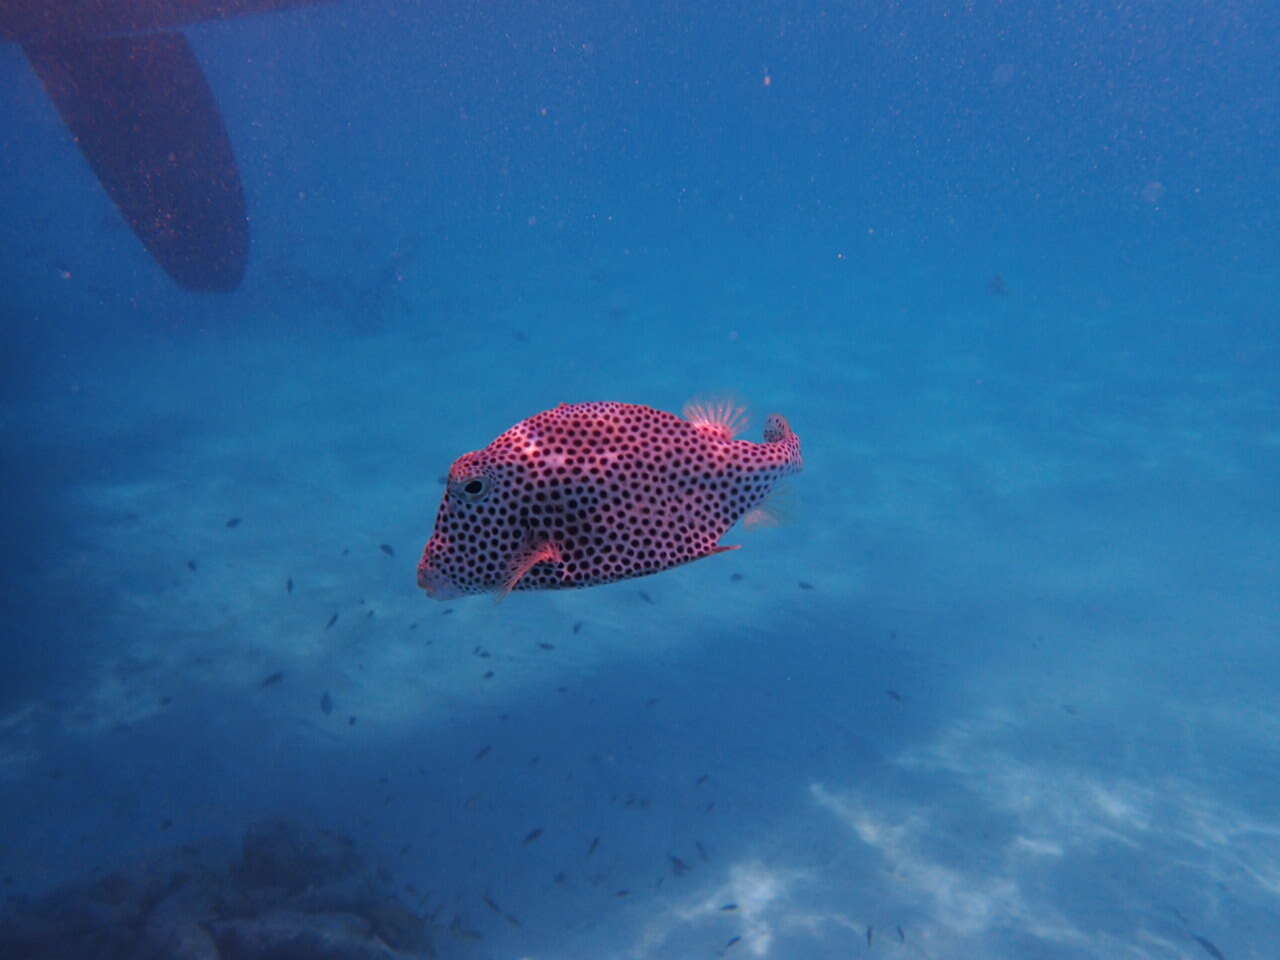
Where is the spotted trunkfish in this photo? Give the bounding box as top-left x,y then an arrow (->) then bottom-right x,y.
417,400 -> 802,600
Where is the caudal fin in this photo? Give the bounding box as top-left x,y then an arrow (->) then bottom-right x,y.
764,414 -> 803,474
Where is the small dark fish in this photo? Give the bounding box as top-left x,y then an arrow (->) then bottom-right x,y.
696,773 -> 710,786
798,580 -> 814,590
897,925 -> 904,943
866,925 -> 873,945
646,697 -> 660,707
320,692 -> 333,715
725,936 -> 741,949
348,715 -> 357,725
729,572 -> 743,582
159,696 -> 172,706
588,836 -> 599,856
695,840 -> 708,861
553,871 -> 567,884
186,560 -> 197,572
669,855 -> 689,876
720,903 -> 738,911
523,828 -> 543,844
572,620 -> 584,634
474,745 -> 491,760
1191,934 -> 1226,960
325,612 -> 338,629
638,590 -> 655,604
473,645 -> 491,658
887,689 -> 903,702
286,577 -> 293,593
260,671 -> 285,688
225,517 -> 241,528
1062,703 -> 1079,716
503,912 -> 521,927
159,819 -> 173,830
380,543 -> 395,557
615,889 -> 629,897
539,642 -> 555,650
448,914 -> 483,942
986,273 -> 1008,296
483,670 -> 494,679
482,895 -> 502,915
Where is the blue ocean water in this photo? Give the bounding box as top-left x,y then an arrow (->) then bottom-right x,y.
2,1 -> 1278,957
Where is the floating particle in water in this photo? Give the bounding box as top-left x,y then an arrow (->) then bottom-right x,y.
320,692 -> 333,715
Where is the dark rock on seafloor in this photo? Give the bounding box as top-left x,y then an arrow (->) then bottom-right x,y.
0,819 -> 435,959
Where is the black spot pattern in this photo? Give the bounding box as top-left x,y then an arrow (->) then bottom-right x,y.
417,402 -> 802,597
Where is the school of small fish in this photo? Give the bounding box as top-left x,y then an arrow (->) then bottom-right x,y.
417,400 -> 802,599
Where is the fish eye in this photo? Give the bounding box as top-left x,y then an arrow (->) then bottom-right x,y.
458,476 -> 490,502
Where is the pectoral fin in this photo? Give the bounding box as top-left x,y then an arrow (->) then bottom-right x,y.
499,540 -> 565,600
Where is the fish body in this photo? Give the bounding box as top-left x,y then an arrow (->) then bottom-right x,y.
417,401 -> 802,600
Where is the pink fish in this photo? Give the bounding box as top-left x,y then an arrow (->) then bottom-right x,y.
417,400 -> 802,600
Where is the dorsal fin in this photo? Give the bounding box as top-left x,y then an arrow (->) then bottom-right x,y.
683,397 -> 749,440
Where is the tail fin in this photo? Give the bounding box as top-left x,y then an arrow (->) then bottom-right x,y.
764,414 -> 802,474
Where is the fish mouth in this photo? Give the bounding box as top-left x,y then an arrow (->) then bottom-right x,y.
417,562 -> 463,601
